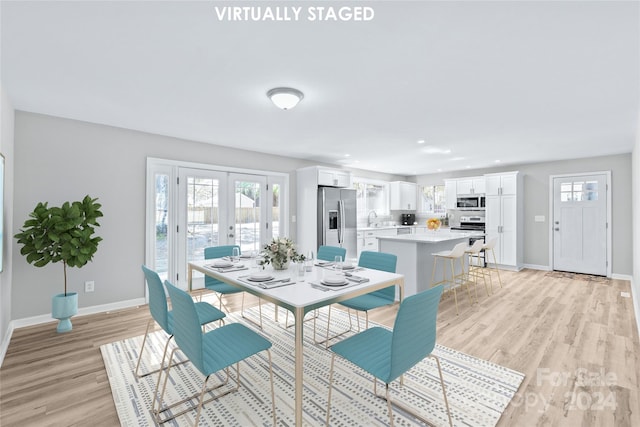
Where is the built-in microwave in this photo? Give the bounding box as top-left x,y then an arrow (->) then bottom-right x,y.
456,195 -> 485,210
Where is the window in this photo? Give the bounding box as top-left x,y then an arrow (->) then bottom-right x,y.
419,184 -> 446,213
352,177 -> 389,218
560,180 -> 598,202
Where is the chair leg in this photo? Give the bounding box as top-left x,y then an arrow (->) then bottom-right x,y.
385,383 -> 395,427
492,248 -> 503,288
193,374 -> 211,427
431,354 -> 453,427
266,350 -> 277,427
325,353 -> 336,427
134,319 -> 154,377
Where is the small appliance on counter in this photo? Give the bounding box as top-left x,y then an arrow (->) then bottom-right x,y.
401,213 -> 416,225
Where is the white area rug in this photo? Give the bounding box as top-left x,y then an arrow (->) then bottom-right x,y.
101,304 -> 524,426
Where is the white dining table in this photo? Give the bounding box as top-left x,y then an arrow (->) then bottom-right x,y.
187,259 -> 404,426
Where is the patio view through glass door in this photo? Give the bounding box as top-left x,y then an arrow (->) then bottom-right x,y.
146,159 -> 288,292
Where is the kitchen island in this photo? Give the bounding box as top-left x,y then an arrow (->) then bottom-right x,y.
377,231 -> 481,297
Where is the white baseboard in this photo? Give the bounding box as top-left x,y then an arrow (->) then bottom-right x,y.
630,277 -> 640,343
611,273 -> 633,281
0,298 -> 146,367
522,263 -> 551,271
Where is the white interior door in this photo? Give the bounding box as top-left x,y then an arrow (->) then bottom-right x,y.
552,174 -> 608,275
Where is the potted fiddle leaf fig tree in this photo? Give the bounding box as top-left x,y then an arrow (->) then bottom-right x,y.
14,195 -> 103,333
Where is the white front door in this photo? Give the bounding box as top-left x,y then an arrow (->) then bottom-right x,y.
552,173 -> 608,276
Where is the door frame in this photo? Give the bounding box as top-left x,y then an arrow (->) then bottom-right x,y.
145,157 -> 290,296
548,170 -> 612,277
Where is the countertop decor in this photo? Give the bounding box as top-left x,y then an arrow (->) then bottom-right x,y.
427,217 -> 441,230
262,237 -> 304,270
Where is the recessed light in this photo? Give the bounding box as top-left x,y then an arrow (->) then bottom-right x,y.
450,157 -> 465,161
344,154 -> 351,158
495,159 -> 501,163
422,146 -> 451,155
417,139 -> 426,144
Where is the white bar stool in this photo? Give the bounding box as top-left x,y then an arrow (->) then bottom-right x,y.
430,241 -> 473,315
465,239 -> 490,298
481,236 -> 503,292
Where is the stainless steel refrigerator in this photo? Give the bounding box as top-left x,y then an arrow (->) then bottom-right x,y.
317,187 -> 357,260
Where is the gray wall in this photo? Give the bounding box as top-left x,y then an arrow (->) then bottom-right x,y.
415,154 -> 633,275
11,111 -> 402,320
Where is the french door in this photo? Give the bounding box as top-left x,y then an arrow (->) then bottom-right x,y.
146,159 -> 287,290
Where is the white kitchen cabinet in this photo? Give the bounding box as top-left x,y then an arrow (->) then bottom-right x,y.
390,181 -> 417,210
317,168 -> 351,188
360,228 -> 398,253
444,179 -> 457,209
412,226 -> 428,234
456,176 -> 485,195
484,171 -> 522,269
486,173 -> 516,196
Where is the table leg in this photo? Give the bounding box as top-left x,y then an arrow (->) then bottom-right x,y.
294,306 -> 304,426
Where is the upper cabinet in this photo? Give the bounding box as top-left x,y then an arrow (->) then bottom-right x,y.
485,173 -> 517,196
455,176 -> 486,194
316,168 -> 352,188
390,181 -> 417,210
444,179 -> 457,209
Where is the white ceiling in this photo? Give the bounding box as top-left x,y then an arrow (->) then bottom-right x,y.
2,1 -> 638,175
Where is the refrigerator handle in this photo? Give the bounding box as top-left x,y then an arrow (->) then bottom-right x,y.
338,200 -> 344,245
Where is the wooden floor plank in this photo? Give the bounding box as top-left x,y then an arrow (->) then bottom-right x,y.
1,269 -> 638,426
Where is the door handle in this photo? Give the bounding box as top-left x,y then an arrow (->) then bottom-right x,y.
554,228 -> 559,231
228,233 -> 234,238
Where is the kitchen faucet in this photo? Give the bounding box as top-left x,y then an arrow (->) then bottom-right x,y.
367,210 -> 378,227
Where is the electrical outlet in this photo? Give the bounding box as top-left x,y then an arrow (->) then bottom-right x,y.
85,280 -> 95,293
621,291 -> 630,298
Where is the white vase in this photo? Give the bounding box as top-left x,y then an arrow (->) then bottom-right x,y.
272,259 -> 290,270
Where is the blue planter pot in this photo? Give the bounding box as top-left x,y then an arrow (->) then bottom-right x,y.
52,293 -> 78,333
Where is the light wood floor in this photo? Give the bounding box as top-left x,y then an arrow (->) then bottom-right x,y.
1,269 -> 638,426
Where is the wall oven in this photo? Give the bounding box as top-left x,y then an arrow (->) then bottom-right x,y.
450,215 -> 486,266
456,195 -> 485,210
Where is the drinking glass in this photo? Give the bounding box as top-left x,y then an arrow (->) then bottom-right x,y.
333,255 -> 343,275
231,247 -> 240,263
305,250 -> 314,272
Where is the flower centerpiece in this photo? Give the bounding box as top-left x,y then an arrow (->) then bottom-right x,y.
262,237 -> 304,270
426,217 -> 441,231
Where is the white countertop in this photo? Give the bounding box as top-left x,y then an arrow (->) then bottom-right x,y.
376,230 -> 482,243
358,225 -> 450,232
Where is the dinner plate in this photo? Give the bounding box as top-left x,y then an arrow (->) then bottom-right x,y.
240,253 -> 253,259
341,265 -> 356,270
248,273 -> 274,282
211,260 -> 234,268
321,278 -> 349,287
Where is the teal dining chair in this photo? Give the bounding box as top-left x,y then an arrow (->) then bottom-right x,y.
158,280 -> 276,426
317,245 -> 347,263
204,245 -> 263,328
326,285 -> 452,427
285,245 -> 347,329
136,265 -> 226,379
322,251 -> 398,347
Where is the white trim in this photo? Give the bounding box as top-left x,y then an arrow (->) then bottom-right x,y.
522,263 -> 551,271
0,322 -> 13,368
611,273 -> 633,281
631,277 -> 640,344
548,171 -> 612,277
10,298 -> 146,330
146,157 -> 290,180
0,297 -> 145,368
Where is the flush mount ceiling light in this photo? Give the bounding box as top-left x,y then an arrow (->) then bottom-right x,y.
267,87 -> 304,110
